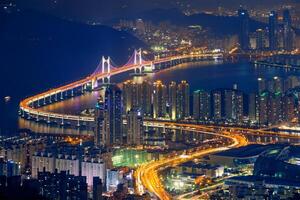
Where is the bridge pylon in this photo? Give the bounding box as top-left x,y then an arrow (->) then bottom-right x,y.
134,49 -> 142,65
101,56 -> 111,84
134,49 -> 144,74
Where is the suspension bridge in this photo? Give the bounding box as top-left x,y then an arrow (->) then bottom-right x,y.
19,49 -> 222,126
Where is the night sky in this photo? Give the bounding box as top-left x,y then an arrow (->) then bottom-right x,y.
15,0 -> 299,22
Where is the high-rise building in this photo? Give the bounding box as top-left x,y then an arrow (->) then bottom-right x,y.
267,76 -> 283,93
153,80 -> 167,119
193,90 -> 211,120
269,11 -> 278,50
268,92 -> 282,125
224,90 -> 244,123
212,90 -> 222,120
283,9 -> 293,51
234,91 -> 244,123
95,96 -> 105,147
123,80 -> 135,113
32,149 -> 107,189
255,29 -> 265,50
177,80 -> 190,119
136,19 -> 145,34
81,157 -> 106,188
258,92 -> 269,125
38,170 -> 88,200
168,81 -> 177,120
0,158 -> 21,177
282,94 -> 296,122
193,91 -> 200,120
141,80 -> 152,116
224,90 -> 234,119
93,177 -> 103,200
123,80 -> 152,117
55,154 -> 80,176
284,75 -> 300,92
257,78 -> 266,94
273,76 -> 283,93
103,85 -> 123,146
127,108 -> 143,145
32,152 -> 55,178
248,93 -> 257,122
238,8 -> 250,51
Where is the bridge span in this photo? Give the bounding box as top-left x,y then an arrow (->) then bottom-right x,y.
19,50 -> 222,126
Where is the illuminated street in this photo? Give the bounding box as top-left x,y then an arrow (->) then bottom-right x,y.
134,125 -> 248,200
2,2 -> 300,199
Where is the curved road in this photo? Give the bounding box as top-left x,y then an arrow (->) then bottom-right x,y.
135,125 -> 248,200
17,50 -> 300,199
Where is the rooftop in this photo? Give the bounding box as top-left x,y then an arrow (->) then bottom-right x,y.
212,144 -> 285,158
226,175 -> 300,188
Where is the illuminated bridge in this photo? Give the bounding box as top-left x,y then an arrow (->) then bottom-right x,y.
19,49 -> 222,126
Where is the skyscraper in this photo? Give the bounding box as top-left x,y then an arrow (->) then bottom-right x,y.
269,11 -> 278,50
95,96 -> 105,147
238,8 -> 250,51
104,85 -> 123,146
234,91 -> 244,123
284,76 -> 300,92
212,90 -> 222,120
141,80 -> 152,117
123,80 -> 135,113
248,93 -> 257,122
136,19 -> 145,34
282,94 -> 296,122
272,76 -> 283,93
268,92 -> 282,125
224,90 -> 234,119
168,81 -> 177,120
193,90 -> 211,120
258,92 -> 269,125
255,29 -> 265,50
93,177 -> 103,200
123,80 -> 142,112
177,80 -> 190,119
153,80 -> 167,119
283,9 -> 293,51
127,108 -> 143,145
257,78 -> 266,94
123,80 -> 152,117
224,90 -> 244,123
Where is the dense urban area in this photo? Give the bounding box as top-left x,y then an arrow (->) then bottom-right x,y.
1,0 -> 300,200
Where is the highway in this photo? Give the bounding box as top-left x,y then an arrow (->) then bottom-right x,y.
134,125 -> 248,200
19,52 -> 222,124
17,50 -> 300,199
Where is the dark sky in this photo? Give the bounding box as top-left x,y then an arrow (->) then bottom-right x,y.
15,0 -> 299,22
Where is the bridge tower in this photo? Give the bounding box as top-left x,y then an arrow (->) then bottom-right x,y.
92,56 -> 112,89
101,56 -> 111,84
134,49 -> 144,74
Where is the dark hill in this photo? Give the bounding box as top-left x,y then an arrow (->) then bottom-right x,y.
0,10 -> 145,99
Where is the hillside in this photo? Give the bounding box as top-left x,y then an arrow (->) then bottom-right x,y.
0,10 -> 145,99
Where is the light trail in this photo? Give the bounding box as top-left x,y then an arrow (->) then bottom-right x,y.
134,124 -> 248,200
17,50 -> 300,199
19,53 -> 222,124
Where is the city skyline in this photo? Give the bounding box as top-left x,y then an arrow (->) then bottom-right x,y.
1,1 -> 300,200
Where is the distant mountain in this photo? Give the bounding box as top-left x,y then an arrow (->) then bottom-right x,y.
106,8 -> 267,36
0,10 -> 145,99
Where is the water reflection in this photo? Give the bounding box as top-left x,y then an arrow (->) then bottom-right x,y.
19,118 -> 93,135
19,61 -> 300,136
